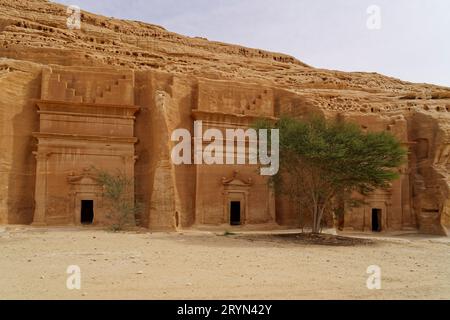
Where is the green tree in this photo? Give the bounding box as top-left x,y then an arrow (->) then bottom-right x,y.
256,116 -> 406,233
94,168 -> 141,231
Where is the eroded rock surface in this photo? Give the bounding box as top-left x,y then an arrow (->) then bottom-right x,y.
1,0 -> 449,234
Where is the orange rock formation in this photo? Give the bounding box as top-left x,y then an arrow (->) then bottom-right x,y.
1,0 -> 449,234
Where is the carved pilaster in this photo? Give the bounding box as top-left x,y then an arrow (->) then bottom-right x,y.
32,151 -> 50,226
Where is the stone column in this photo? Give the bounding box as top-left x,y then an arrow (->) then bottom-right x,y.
268,186 -> 276,222
32,152 -> 49,226
244,190 -> 249,225
400,166 -> 415,229
122,154 -> 137,225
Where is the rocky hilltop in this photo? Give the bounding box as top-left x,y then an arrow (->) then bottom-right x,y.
0,0 -> 449,234
2,0 -> 450,95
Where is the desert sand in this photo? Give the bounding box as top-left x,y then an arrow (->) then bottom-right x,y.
0,226 -> 449,300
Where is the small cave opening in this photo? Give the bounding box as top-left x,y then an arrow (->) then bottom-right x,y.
371,208 -> 382,232
230,201 -> 241,226
81,200 -> 94,224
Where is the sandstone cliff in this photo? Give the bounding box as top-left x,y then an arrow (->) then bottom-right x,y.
1,0 -> 449,234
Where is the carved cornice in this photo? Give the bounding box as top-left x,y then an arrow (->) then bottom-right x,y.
192,110 -> 278,126
34,99 -> 139,117
222,170 -> 253,187
32,132 -> 138,144
67,167 -> 100,185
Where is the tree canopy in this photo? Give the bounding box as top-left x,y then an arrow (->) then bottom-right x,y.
256,116 -> 407,233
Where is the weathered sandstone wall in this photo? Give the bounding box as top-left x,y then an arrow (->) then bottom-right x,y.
0,59 -> 40,224
1,0 -> 450,234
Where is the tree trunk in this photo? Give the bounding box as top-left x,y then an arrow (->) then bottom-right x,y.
312,204 -> 320,234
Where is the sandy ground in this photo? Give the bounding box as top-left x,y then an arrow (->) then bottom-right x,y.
0,226 -> 449,300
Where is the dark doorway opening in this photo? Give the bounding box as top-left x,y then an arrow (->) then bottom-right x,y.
371,208 -> 382,232
81,200 -> 94,224
230,201 -> 241,226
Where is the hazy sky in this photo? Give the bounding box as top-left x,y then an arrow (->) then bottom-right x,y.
53,0 -> 450,87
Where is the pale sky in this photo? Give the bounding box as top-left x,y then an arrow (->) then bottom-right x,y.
53,0 -> 450,87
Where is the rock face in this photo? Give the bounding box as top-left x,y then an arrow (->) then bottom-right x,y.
0,0 -> 449,234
